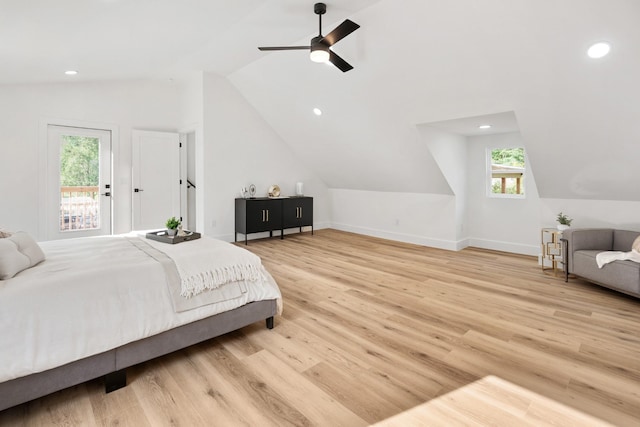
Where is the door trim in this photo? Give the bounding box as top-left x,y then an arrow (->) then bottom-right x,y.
39,118 -> 119,241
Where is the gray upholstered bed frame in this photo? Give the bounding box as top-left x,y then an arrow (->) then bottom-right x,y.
0,299 -> 277,411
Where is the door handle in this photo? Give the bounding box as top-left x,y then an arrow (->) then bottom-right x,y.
101,192 -> 111,197
134,188 -> 144,192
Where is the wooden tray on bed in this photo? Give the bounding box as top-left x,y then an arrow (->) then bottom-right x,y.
146,230 -> 201,244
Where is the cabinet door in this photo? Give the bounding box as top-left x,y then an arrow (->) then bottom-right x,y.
246,200 -> 282,233
283,197 -> 313,228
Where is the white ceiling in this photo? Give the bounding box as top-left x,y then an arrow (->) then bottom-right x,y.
0,0 -> 380,84
3,0 -> 640,200
422,112 -> 519,137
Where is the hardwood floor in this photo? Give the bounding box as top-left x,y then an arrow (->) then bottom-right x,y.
2,229 -> 639,426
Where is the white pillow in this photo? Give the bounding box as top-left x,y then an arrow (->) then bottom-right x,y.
0,232 -> 46,280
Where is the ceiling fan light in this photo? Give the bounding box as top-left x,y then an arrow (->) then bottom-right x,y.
310,46 -> 329,63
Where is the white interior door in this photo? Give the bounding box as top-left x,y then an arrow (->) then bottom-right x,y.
47,125 -> 112,239
132,130 -> 181,230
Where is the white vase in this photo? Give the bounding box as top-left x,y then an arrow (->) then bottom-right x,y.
167,228 -> 177,236
295,182 -> 304,196
557,224 -> 570,231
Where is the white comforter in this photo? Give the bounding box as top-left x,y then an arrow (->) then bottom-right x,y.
0,235 -> 281,383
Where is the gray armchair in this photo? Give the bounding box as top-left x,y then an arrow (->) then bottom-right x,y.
561,228 -> 640,298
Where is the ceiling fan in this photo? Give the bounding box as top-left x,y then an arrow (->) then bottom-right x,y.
258,2 -> 360,72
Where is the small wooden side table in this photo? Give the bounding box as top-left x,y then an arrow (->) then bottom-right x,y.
541,228 -> 564,276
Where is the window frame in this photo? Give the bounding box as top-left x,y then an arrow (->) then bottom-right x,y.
486,147 -> 526,199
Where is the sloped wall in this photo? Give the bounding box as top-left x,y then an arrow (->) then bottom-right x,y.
200,72 -> 330,241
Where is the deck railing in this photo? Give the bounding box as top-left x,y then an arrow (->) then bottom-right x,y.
60,186 -> 100,231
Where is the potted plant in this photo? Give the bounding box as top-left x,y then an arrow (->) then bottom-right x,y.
556,212 -> 572,231
166,216 -> 181,237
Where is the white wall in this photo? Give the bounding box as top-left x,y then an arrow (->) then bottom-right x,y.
539,198 -> 640,231
201,72 -> 330,241
418,126 -> 468,243
0,73 -> 330,243
0,79 -> 194,240
466,132 -> 541,255
329,189 -> 459,250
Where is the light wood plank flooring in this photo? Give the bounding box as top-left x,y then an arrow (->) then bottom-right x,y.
1,229 -> 639,426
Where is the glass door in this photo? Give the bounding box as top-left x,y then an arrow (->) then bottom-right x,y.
47,125 -> 112,239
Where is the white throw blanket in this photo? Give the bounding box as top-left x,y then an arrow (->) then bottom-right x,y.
142,236 -> 265,297
596,249 -> 640,268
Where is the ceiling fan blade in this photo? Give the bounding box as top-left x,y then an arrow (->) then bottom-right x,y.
321,19 -> 360,46
328,50 -> 354,72
258,46 -> 310,51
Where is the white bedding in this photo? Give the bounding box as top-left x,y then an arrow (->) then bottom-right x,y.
0,235 -> 281,383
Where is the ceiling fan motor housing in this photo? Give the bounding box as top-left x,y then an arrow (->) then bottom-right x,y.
314,3 -> 326,15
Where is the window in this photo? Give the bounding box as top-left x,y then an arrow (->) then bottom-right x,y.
488,148 -> 525,197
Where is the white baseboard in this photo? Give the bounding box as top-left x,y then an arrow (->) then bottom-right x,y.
221,223 -> 537,257
467,237 -> 539,256
330,222 -> 460,251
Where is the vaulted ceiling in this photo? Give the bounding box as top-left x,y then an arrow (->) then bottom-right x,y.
3,0 -> 639,200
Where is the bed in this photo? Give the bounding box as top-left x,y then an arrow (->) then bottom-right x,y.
0,231 -> 282,411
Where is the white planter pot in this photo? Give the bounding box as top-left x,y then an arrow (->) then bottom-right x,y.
557,224 -> 570,231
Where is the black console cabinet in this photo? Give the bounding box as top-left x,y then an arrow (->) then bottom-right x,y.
283,197 -> 313,231
235,197 -> 313,244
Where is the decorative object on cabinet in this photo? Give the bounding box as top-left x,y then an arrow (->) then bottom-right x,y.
235,197 -> 313,244
248,184 -> 256,198
556,212 -> 572,231
295,182 -> 304,196
268,184 -> 281,197
541,228 -> 564,276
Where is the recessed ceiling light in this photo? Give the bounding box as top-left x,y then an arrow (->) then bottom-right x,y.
64,70 -> 78,75
478,124 -> 492,129
587,42 -> 610,59
313,108 -> 322,116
